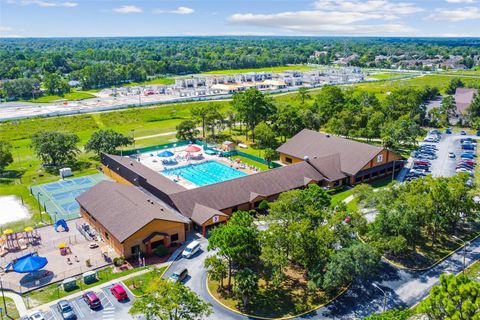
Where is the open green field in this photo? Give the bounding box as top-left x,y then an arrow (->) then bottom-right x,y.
367,73 -> 409,80
122,77 -> 175,87
26,90 -> 96,103
202,65 -> 319,75
440,70 -> 480,77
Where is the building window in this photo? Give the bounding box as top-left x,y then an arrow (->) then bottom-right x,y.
171,233 -> 179,242
105,232 -> 109,240
377,154 -> 383,163
131,245 -> 140,256
285,157 -> 293,164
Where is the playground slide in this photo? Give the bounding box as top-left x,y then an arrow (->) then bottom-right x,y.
54,219 -> 69,232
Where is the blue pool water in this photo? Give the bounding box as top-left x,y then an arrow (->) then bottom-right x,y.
162,160 -> 247,186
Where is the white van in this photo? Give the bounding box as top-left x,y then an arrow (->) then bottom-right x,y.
182,240 -> 200,258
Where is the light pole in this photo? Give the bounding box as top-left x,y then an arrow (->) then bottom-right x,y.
0,275 -> 8,319
131,129 -> 136,150
372,283 -> 388,312
452,235 -> 469,275
36,192 -> 43,223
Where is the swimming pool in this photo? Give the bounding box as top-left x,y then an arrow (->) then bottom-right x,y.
162,160 -> 247,186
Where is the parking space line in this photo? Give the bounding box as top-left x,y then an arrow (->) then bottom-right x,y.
72,299 -> 85,318
102,289 -> 115,307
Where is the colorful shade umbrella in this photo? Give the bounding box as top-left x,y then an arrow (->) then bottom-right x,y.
158,150 -> 174,157
13,253 -> 48,273
184,145 -> 201,153
24,227 -> 34,232
3,229 -> 13,235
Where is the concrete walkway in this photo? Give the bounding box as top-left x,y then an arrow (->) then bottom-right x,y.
2,290 -> 28,317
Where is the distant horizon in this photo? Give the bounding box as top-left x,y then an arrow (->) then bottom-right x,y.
1,0 -> 479,38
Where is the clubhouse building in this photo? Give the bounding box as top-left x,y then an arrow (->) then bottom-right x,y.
76,129 -> 403,258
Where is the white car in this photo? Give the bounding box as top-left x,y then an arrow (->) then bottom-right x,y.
448,152 -> 456,158
28,311 -> 45,320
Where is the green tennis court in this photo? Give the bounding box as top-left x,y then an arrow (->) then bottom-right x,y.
30,173 -> 109,221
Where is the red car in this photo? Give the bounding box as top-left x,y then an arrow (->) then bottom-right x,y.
110,284 -> 128,301
414,160 -> 430,166
461,159 -> 476,166
83,291 -> 101,309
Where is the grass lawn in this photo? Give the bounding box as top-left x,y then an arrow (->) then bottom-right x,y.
465,259 -> 480,281
122,77 -> 175,87
0,297 -> 20,319
123,266 -> 167,296
202,65 -> 319,75
208,268 -> 343,318
367,73 -> 409,80
228,155 -> 269,171
25,266 -> 147,307
329,188 -> 353,208
26,91 -> 96,103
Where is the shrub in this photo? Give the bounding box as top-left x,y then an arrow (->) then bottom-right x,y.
113,256 -> 126,266
154,245 -> 169,257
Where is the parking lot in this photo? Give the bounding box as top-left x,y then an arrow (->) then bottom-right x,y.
42,283 -> 136,320
402,130 -> 478,182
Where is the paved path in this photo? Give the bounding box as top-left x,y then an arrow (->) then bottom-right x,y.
3,290 -> 28,316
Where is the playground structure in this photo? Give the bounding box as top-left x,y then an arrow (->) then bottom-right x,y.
54,219 -> 69,232
0,227 -> 40,256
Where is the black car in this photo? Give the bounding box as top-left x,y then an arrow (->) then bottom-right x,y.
57,300 -> 76,320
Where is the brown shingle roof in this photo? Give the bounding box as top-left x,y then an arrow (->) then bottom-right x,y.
455,88 -> 478,114
76,181 -> 189,242
191,204 -> 228,225
307,153 -> 347,181
105,154 -> 186,194
168,161 -> 325,217
276,129 -> 384,175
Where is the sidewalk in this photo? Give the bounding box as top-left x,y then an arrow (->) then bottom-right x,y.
3,290 -> 27,317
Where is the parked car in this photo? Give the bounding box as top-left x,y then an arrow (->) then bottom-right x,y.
460,159 -> 476,166
169,268 -> 188,283
461,153 -> 475,159
182,240 -> 200,258
445,128 -> 452,134
27,311 -> 45,320
57,300 -> 76,320
83,291 -> 102,309
415,160 -> 431,166
110,284 -> 128,301
448,152 -> 456,158
461,130 -> 467,135
462,144 -> 475,150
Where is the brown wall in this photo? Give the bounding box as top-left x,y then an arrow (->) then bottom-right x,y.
360,150 -> 402,171
123,220 -> 186,258
80,207 -> 186,258
102,165 -> 133,186
279,153 -> 303,165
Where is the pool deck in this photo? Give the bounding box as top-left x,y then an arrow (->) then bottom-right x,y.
135,144 -> 259,189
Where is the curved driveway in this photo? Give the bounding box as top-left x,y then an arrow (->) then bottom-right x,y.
167,235 -> 480,320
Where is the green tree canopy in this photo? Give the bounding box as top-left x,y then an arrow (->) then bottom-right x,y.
129,278 -> 212,320
176,120 -> 200,140
85,129 -> 133,156
0,141 -> 14,172
31,131 -> 80,165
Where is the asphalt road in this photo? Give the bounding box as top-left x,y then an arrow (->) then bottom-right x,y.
170,231 -> 480,320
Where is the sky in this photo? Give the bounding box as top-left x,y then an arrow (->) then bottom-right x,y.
0,0 -> 480,38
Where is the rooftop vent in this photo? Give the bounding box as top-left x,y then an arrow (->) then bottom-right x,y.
303,155 -> 310,162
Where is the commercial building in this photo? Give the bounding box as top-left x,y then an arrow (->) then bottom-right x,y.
76,130 -> 402,258
276,129 -> 403,185
455,88 -> 478,116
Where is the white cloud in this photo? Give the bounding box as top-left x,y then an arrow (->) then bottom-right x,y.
228,0 -> 420,35
113,5 -> 142,14
313,0 -> 423,15
171,6 -> 194,14
427,6 -> 480,21
0,26 -> 13,32
155,6 -> 194,15
445,0 -> 476,3
20,0 -> 78,7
